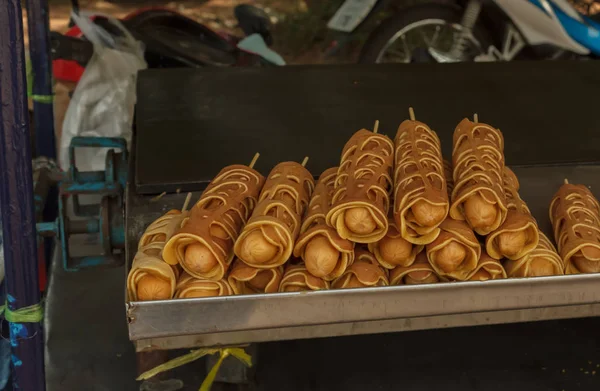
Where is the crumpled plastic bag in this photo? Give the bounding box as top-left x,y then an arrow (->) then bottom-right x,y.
59,11 -> 147,172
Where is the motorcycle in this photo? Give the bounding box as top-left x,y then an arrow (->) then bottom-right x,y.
328,0 -> 600,63
51,3 -> 284,83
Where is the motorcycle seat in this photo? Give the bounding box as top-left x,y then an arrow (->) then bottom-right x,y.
123,9 -> 239,67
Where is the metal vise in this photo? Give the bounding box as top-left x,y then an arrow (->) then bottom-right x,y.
37,137 -> 128,271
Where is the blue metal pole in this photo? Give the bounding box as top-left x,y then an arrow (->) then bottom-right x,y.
0,0 -> 47,389
25,0 -> 56,159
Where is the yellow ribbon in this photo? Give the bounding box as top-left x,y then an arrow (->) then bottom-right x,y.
0,302 -> 44,323
136,347 -> 252,391
31,94 -> 54,104
26,58 -> 54,104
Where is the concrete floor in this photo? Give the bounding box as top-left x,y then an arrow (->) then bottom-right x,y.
44,249 -> 600,391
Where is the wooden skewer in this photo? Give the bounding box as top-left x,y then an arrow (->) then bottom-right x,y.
301,156 -> 309,167
564,178 -> 569,185
249,152 -> 260,169
150,191 -> 166,203
473,113 -> 479,123
408,107 -> 415,121
373,120 -> 380,134
182,192 -> 193,212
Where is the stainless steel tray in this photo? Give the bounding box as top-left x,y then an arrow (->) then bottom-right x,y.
126,165 -> 600,350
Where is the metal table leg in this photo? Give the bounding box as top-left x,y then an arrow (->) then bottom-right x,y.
0,0 -> 46,389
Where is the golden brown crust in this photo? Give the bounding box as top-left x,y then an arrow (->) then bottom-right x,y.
368,215 -> 422,269
163,165 -> 265,280
393,119 -> 449,245
299,167 -> 339,233
550,183 -> 600,274
327,129 -> 394,243
234,162 -> 314,269
293,167 -> 354,280
279,264 -> 329,292
128,209 -> 188,301
504,233 -> 564,277
332,249 -> 389,289
389,251 -> 440,285
425,217 -> 481,280
466,251 -> 507,281
485,167 -> 539,260
450,118 -> 507,235
175,272 -> 234,298
227,259 -> 283,294
128,254 -> 178,301
138,209 -> 185,250
444,159 -> 454,195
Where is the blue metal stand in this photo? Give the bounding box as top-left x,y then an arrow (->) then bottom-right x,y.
37,137 -> 128,271
0,0 -> 47,389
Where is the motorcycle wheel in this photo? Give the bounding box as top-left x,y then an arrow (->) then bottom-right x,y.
359,1 -> 491,64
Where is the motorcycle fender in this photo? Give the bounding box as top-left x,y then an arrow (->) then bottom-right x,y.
493,0 -> 589,54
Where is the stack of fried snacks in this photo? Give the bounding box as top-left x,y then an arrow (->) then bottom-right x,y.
550,183 -> 600,274
235,162 -> 314,268
227,259 -> 283,294
164,164 -> 265,280
426,218 -> 481,280
393,117 -> 449,245
390,251 -> 440,285
332,249 -> 389,288
450,118 -> 507,235
279,264 -> 329,292
128,209 -> 187,301
467,251 -> 507,281
293,167 -> 354,280
444,160 -> 454,195
486,167 -> 539,260
175,272 -> 234,298
504,233 -> 564,277
327,129 -> 394,243
368,214 -> 422,269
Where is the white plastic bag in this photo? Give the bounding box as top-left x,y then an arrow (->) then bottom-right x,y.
59,12 -> 147,171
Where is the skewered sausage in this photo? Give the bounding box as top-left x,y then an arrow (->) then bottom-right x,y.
368,214 -> 422,269
327,129 -> 394,243
450,118 -> 507,235
389,251 -> 440,285
175,272 -> 234,298
466,250 -> 506,281
504,233 -> 564,277
550,182 -> 600,274
393,115 -> 448,244
331,249 -> 389,288
485,167 -> 539,260
293,167 -> 354,280
127,209 -> 187,301
234,161 -> 314,268
279,264 -> 329,292
163,164 -> 265,280
426,218 -> 481,281
227,259 -> 283,294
